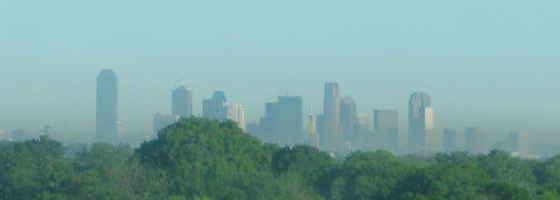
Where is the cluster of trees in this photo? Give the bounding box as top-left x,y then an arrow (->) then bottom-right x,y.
2,117 -> 560,199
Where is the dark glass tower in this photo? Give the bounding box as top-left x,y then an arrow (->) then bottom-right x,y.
96,69 -> 118,143
323,82 -> 340,152
172,83 -> 193,118
202,91 -> 228,120
408,92 -> 433,153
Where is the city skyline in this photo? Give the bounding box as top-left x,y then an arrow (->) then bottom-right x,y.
2,1 -> 560,147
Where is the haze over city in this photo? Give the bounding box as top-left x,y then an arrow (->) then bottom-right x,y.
2,1 -> 560,147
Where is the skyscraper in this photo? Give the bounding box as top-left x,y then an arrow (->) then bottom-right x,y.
203,91 -> 228,120
443,129 -> 458,153
227,103 -> 245,130
153,114 -> 179,135
374,110 -> 399,151
172,81 -> 193,118
96,69 -> 118,144
257,96 -> 303,145
465,127 -> 485,154
339,96 -> 357,144
339,96 -> 358,143
306,104 -> 320,147
323,82 -> 340,152
508,131 -> 529,155
408,92 -> 433,153
277,96 -> 303,145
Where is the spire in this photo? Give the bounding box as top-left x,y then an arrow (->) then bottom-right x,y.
181,77 -> 185,87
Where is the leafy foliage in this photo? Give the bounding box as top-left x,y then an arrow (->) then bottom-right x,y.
3,117 -> 560,199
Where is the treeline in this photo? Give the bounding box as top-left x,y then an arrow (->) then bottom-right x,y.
2,117 -> 560,199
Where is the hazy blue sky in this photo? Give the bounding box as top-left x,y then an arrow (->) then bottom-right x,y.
2,1 -> 560,144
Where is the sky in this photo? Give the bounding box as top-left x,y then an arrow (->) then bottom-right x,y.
1,1 -> 560,145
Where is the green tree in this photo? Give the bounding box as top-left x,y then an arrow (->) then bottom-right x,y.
394,162 -> 490,200
135,117 -> 294,199
340,150 -> 412,200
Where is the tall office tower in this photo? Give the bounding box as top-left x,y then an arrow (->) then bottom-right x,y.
465,127 -> 485,154
245,121 -> 261,138
408,92 -> 433,153
305,104 -> 319,146
339,96 -> 357,143
0,130 -> 7,140
306,104 -> 317,135
323,82 -> 340,152
508,131 -> 529,155
203,91 -> 228,120
425,128 -> 444,153
153,114 -> 180,135
374,110 -> 399,151
259,96 -> 303,145
277,96 -> 303,145
227,103 -> 245,130
353,114 -> 371,151
96,69 -> 118,144
172,81 -> 193,118
316,115 -> 325,147
43,124 -> 54,137
443,129 -> 458,153
11,129 -> 33,142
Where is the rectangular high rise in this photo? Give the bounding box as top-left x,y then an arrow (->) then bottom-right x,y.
227,103 -> 245,130
408,92 -> 432,153
153,114 -> 179,135
339,96 -> 357,143
465,127 -> 485,154
443,129 -> 458,153
203,91 -> 228,120
374,110 -> 398,151
96,69 -> 118,144
257,96 -> 303,145
323,82 -> 340,152
508,131 -> 529,155
172,84 -> 193,118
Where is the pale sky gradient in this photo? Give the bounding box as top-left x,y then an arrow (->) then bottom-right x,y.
2,1 -> 560,145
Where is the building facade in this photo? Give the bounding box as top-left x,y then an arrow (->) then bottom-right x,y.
203,91 -> 228,120
374,109 -> 399,151
96,69 -> 118,144
408,92 -> 433,153
227,103 -> 245,130
465,127 -> 485,154
322,82 -> 340,152
172,83 -> 193,118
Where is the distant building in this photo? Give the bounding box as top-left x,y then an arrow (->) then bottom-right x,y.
43,124 -> 54,137
12,129 -> 33,142
305,104 -> 319,147
322,82 -> 340,152
465,127 -> 485,154
96,69 -> 118,144
443,129 -> 458,153
425,128 -> 443,153
508,131 -> 529,155
353,114 -> 371,151
203,91 -> 228,120
227,103 -> 245,130
374,110 -> 398,151
153,114 -> 179,135
0,129 -> 7,140
339,96 -> 357,144
258,96 -> 303,145
245,120 -> 261,138
172,81 -> 193,118
408,92 -> 433,153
